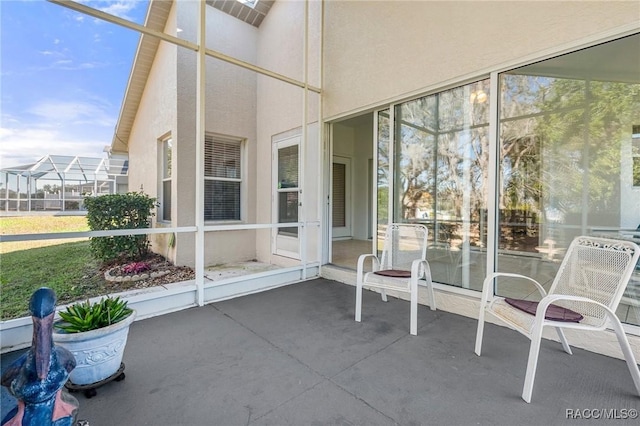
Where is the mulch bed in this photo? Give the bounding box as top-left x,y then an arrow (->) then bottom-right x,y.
100,254 -> 195,293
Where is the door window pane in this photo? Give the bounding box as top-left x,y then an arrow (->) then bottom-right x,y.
277,143 -> 299,237
278,145 -> 298,188
278,191 -> 298,236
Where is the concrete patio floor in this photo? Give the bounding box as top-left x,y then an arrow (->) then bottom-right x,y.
2,278 -> 639,425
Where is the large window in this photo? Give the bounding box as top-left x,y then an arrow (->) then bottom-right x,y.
204,134 -> 243,221
160,136 -> 172,221
377,34 -> 640,326
495,34 -> 640,326
388,79 -> 490,287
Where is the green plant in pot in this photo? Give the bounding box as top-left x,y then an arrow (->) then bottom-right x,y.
53,296 -> 136,386
56,297 -> 132,333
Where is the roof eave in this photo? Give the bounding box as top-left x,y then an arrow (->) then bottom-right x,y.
111,0 -> 173,153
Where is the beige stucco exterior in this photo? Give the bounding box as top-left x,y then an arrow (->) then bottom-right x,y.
322,0 -> 640,119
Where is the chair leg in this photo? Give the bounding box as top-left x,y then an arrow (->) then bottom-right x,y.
410,277 -> 418,336
554,327 -> 572,355
355,279 -> 363,323
609,316 -> 640,396
522,324 -> 544,403
424,262 -> 436,311
381,289 -> 388,302
474,306 -> 486,356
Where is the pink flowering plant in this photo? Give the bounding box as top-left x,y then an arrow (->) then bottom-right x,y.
121,261 -> 151,275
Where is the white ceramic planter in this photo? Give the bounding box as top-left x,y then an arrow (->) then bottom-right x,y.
53,310 -> 136,385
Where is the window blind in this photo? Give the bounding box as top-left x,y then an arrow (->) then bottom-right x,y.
205,135 -> 242,221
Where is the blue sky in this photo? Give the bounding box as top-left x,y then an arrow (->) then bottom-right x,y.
1,0 -> 149,168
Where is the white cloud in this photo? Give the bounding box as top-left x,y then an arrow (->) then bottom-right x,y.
28,100 -> 114,128
0,98 -> 116,167
0,127 -> 110,168
78,1 -> 141,21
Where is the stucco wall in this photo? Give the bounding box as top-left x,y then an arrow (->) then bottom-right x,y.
174,3 -> 259,267
127,2 -> 178,259
323,0 -> 640,119
255,0 -> 322,265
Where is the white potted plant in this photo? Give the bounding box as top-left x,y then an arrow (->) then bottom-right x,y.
53,296 -> 135,388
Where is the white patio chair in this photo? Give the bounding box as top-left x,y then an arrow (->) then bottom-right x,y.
475,236 -> 640,403
355,223 -> 436,335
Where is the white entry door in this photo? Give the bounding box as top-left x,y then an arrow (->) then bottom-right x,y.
332,156 -> 351,239
272,135 -> 301,258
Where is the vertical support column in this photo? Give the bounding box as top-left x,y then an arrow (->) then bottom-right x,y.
62,175 -> 66,211
486,72 -> 500,285
27,173 -> 32,212
300,0 -> 309,279
4,172 -> 9,212
16,175 -> 20,212
317,1 -> 325,267
388,105 -> 395,227
195,0 -> 206,306
372,111 -> 379,256
461,86 -> 472,289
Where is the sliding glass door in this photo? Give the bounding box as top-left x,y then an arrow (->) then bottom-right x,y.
375,33 -> 640,326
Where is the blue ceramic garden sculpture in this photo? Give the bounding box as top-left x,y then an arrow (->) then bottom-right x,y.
1,288 -> 79,426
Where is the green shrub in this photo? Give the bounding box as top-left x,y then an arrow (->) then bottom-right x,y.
84,192 -> 157,262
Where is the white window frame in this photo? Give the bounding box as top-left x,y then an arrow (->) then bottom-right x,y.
272,134 -> 301,258
204,133 -> 245,223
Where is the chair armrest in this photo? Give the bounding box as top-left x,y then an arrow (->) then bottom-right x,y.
480,272 -> 547,306
536,294 -> 611,318
357,253 -> 380,276
411,258 -> 433,283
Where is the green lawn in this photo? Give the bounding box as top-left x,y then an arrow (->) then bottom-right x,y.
1,216 -> 89,254
0,241 -> 106,320
0,216 -> 103,320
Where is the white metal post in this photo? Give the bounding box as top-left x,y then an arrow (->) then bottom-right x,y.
486,72 -> 500,285
317,0 -> 324,268
195,0 -> 206,306
300,0 -> 309,279
388,105 -> 395,228
372,111 -> 379,255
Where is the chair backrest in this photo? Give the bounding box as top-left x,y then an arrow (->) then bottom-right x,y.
549,236 -> 640,327
379,223 -> 428,271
